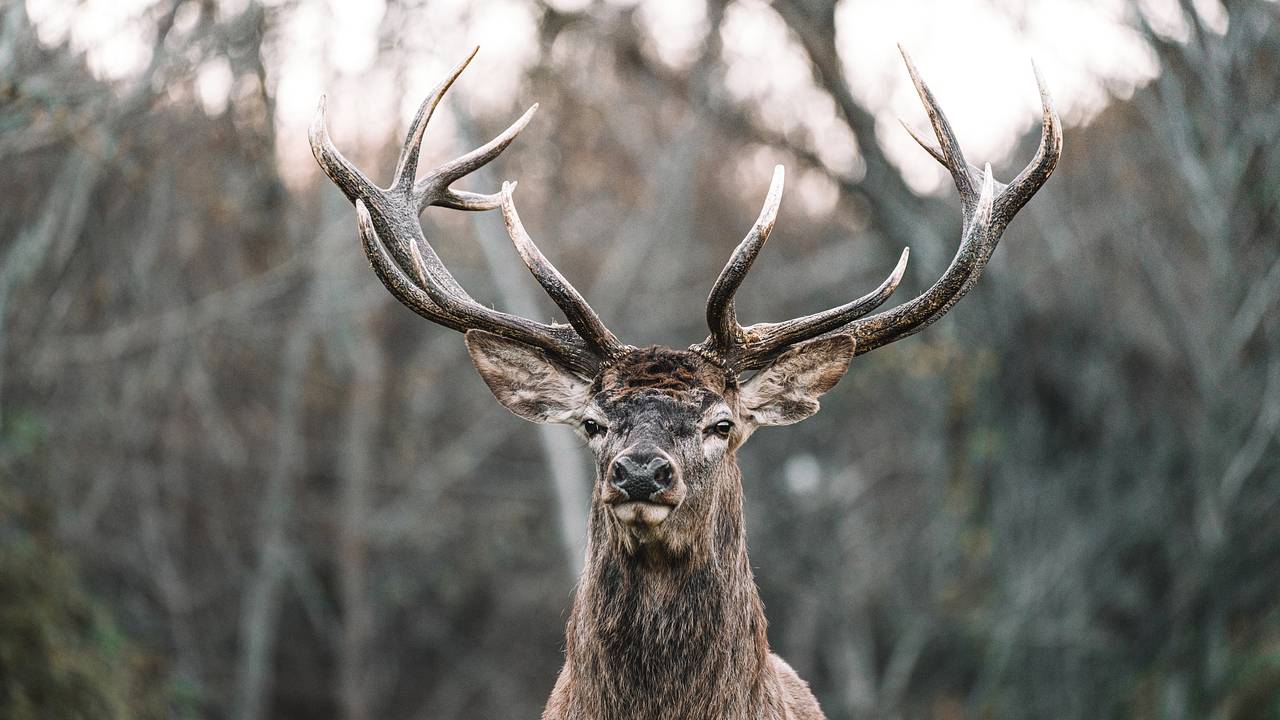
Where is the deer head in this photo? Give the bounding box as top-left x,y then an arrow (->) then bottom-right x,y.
312,47 -> 1060,549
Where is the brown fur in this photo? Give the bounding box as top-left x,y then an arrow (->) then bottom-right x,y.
465,334 -> 852,719
595,346 -> 733,396
544,459 -> 823,720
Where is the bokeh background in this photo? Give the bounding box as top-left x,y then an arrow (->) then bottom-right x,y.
3,0 -> 1280,718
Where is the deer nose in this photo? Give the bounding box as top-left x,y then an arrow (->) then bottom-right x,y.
610,450 -> 674,501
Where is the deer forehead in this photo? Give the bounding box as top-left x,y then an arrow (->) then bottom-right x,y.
595,348 -> 733,396
591,347 -> 735,422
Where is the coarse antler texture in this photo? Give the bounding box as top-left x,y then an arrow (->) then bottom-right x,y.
310,48 -> 626,376
317,46 -> 1060,378
693,45 -> 1063,371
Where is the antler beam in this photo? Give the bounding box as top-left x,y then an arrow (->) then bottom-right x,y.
694,45 -> 1062,371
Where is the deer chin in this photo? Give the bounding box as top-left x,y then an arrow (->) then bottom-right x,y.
609,501 -> 681,549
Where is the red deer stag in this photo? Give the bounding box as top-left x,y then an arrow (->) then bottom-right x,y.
311,46 -> 1061,720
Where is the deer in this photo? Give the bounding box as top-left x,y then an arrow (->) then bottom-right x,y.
310,45 -> 1061,720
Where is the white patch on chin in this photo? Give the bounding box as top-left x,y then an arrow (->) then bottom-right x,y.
612,501 -> 672,527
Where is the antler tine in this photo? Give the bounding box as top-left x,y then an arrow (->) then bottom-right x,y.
703,165 -> 785,361
312,49 -> 620,376
420,103 -> 539,212
992,60 -> 1063,228
392,47 -> 479,194
310,95 -> 381,205
897,44 -> 978,213
732,248 -> 909,370
500,182 -> 627,359
898,118 -> 946,166
898,118 -> 1011,200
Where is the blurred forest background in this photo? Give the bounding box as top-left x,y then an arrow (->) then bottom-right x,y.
3,0 -> 1279,718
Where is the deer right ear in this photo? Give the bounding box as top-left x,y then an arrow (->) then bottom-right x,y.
738,334 -> 855,428
464,330 -> 592,424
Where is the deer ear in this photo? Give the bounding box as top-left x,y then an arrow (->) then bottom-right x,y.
464,330 -> 592,424
739,334 -> 855,427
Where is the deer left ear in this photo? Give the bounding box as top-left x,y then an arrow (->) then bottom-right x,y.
739,334 -> 855,427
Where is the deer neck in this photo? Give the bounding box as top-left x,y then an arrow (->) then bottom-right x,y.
563,461 -> 770,718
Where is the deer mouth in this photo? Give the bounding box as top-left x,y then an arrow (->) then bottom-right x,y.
609,500 -> 676,527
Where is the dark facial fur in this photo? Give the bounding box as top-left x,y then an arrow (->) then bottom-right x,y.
584,348 -> 740,557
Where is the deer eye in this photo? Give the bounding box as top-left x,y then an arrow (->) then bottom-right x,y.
710,420 -> 734,437
583,419 -> 607,438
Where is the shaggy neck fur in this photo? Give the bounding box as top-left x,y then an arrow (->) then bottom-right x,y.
551,461 -> 773,720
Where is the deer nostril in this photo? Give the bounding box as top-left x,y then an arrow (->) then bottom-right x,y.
608,466 -> 630,491
650,458 -> 672,488
611,451 -> 675,501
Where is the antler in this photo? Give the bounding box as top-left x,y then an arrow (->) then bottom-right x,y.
311,48 -> 626,377
694,45 -> 1062,371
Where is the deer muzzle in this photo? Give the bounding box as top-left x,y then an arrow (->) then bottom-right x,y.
605,447 -> 683,526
